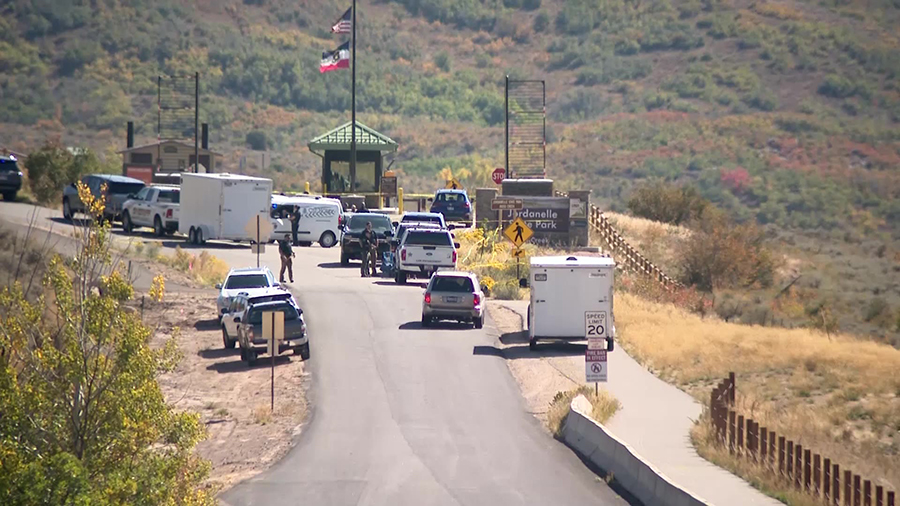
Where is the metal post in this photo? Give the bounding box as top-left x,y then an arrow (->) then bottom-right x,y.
504,75 -> 509,180
141,295 -> 145,321
350,0 -> 357,191
270,312 -> 275,412
256,214 -> 260,268
194,71 -> 199,173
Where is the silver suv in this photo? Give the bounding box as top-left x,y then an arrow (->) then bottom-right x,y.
422,271 -> 484,328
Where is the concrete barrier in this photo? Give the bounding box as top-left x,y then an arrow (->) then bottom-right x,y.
562,395 -> 712,506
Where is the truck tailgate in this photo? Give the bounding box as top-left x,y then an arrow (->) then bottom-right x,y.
404,246 -> 454,266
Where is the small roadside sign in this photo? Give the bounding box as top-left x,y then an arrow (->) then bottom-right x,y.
381,175 -> 398,196
503,216 -> 533,247
492,168 -> 505,185
491,197 -> 524,211
263,311 -> 285,355
585,349 -> 608,383
251,243 -> 266,254
511,246 -> 526,258
244,214 -> 274,241
446,177 -> 462,190
585,311 -> 608,339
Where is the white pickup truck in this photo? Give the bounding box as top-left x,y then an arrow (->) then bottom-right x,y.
394,228 -> 459,284
121,185 -> 180,236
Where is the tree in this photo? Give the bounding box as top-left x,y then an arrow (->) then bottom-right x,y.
627,181 -> 708,225
0,184 -> 214,505
246,130 -> 268,151
24,140 -> 102,205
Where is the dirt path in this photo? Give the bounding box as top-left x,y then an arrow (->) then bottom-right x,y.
141,292 -> 309,492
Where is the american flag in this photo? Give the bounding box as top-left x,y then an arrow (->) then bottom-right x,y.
331,7 -> 352,34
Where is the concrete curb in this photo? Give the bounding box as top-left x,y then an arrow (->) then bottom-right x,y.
562,395 -> 713,506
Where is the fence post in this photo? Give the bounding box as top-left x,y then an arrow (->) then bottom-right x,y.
864,481 -> 871,506
760,427 -> 768,464
794,444 -> 803,489
845,470 -> 852,506
854,475 -> 861,506
824,458 -> 831,500
785,440 -> 792,479
834,464 -> 841,505
728,372 -> 736,404
769,430 -> 776,468
737,415 -> 745,454
875,486 -> 883,506
804,449 -> 811,491
729,411 -> 736,454
887,491 -> 894,506
814,454 -> 821,496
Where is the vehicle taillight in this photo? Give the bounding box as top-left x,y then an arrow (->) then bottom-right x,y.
166,209 -> 173,218
401,248 -> 407,261
473,293 -> 480,307
424,293 -> 432,304
452,250 -> 457,263
464,202 -> 470,209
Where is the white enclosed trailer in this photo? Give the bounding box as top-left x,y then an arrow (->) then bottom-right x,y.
526,255 -> 616,350
179,173 -> 274,244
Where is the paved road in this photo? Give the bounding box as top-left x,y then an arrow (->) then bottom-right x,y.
0,201 -> 627,506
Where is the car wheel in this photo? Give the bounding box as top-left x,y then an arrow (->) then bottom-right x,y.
529,338 -> 537,351
526,304 -> 531,330
246,350 -> 257,366
222,327 -> 235,349
319,231 -> 337,248
62,198 -> 73,221
340,250 -> 350,266
240,346 -> 247,362
474,317 -> 483,329
396,271 -> 407,285
421,314 -> 430,327
188,227 -> 196,244
122,212 -> 134,233
153,216 -> 164,237
295,344 -> 310,360
196,227 -> 205,245
2,191 -> 15,201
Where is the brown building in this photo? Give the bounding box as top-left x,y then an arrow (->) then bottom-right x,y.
118,140 -> 221,184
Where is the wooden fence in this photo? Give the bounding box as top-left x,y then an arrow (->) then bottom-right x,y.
554,191 -> 681,290
710,373 -> 896,506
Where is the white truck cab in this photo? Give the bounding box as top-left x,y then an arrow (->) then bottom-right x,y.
394,228 -> 458,284
524,255 -> 616,351
121,185 -> 180,236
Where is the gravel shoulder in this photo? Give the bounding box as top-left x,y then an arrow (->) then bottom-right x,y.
141,290 -> 310,492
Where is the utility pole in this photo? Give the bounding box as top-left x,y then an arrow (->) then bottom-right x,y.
350,0 -> 357,192
194,71 -> 199,173
504,74 -> 509,180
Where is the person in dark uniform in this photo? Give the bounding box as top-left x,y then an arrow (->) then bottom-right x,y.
290,206 -> 301,246
359,221 -> 378,277
278,234 -> 295,283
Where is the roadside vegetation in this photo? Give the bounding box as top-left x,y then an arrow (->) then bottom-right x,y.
0,186 -> 214,504
547,386 -> 620,437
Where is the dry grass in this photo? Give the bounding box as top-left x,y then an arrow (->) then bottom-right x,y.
547,386 -> 621,437
603,211 -> 691,275
615,292 -> 900,492
163,247 -> 229,287
251,405 -> 273,425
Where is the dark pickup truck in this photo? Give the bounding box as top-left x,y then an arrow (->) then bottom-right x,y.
236,300 -> 309,365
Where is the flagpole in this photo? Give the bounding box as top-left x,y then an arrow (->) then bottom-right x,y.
350,0 -> 357,193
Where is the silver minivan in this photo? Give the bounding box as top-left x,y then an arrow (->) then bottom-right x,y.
421,271 -> 484,328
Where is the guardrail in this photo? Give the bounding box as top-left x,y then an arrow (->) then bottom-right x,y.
710,373 -> 896,506
554,191 -> 681,290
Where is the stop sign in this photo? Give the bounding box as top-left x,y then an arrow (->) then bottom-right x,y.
492,168 -> 505,185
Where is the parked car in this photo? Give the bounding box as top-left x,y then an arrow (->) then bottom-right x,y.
215,266 -> 279,315
236,299 -> 309,364
0,154 -> 23,201
220,288 -> 297,349
422,271 -> 484,328
270,194 -> 343,248
339,212 -> 394,266
62,174 -> 146,222
400,212 -> 446,230
429,189 -> 472,223
394,228 -> 459,284
121,185 -> 180,236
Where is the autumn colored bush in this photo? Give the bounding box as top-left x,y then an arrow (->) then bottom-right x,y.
627,181 -> 709,225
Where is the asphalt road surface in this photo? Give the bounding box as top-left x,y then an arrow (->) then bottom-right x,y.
0,201 -> 628,506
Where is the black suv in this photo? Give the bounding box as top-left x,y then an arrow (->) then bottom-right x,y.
339,213 -> 393,266
62,174 -> 146,222
0,155 -> 23,201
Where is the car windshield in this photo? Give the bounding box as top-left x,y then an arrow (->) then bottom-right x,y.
0,159 -> 17,172
158,189 -> 180,203
404,231 -> 451,246
348,215 -> 392,233
437,192 -> 465,203
402,215 -> 442,224
431,276 -> 474,292
109,182 -> 145,195
249,304 -> 300,324
224,274 -> 269,289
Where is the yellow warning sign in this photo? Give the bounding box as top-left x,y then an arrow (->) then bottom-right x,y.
511,247 -> 526,258
503,217 -> 533,248
446,178 -> 462,190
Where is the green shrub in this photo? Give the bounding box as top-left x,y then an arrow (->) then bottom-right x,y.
246,130 -> 268,151
533,12 -> 550,32
627,181 -> 709,226
24,141 -> 102,205
818,74 -> 869,99
434,51 -> 451,72
521,0 -> 541,11
744,89 -> 779,111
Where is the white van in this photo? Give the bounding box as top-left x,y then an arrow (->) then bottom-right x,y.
270,194 -> 343,248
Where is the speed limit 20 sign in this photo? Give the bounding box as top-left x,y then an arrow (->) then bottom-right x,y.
585,311 -> 608,339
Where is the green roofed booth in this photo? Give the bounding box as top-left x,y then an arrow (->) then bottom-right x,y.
307,121 -> 398,208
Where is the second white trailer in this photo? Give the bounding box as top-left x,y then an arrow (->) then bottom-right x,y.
179,173 -> 274,244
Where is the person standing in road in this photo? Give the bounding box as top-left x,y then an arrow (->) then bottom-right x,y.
278,234 -> 295,283
359,221 -> 378,277
290,206 -> 301,246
